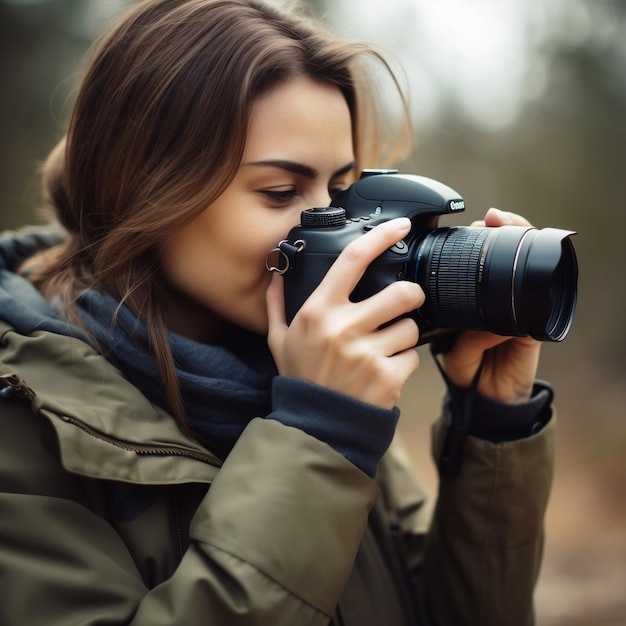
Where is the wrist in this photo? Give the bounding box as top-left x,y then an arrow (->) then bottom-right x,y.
445,381 -> 554,443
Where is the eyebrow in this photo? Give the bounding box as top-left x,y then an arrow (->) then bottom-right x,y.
243,159 -> 356,179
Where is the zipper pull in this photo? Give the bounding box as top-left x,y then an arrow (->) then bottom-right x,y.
0,373 -> 36,401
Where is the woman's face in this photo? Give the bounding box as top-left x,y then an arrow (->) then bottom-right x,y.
160,76 -> 356,341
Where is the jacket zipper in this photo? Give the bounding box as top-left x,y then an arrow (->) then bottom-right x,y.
0,372 -> 36,401
61,414 -> 222,467
0,372 -> 219,466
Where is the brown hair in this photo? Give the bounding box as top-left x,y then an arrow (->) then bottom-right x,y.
30,0 -> 412,428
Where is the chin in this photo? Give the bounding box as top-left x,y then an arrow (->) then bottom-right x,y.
230,311 -> 268,336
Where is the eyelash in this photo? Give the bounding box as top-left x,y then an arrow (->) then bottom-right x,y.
261,189 -> 298,204
260,185 -> 346,205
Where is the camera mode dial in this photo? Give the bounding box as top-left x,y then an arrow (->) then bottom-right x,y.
300,206 -> 346,228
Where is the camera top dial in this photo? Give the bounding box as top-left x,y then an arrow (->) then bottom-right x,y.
300,206 -> 347,228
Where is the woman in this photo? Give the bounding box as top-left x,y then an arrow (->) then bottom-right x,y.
0,1 -> 554,624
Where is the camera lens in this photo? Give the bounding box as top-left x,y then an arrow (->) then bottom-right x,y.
413,225 -> 578,341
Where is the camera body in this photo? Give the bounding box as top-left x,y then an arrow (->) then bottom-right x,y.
278,170 -> 577,344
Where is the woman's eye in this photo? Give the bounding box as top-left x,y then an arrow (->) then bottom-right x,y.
329,183 -> 348,198
260,189 -> 298,204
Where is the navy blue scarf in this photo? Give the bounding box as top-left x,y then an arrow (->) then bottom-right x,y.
77,289 -> 277,458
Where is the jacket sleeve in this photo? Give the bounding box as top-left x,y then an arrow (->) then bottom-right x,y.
0,401 -> 378,626
418,412 -> 555,626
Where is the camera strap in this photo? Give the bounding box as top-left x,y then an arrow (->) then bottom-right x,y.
265,239 -> 305,275
430,345 -> 486,478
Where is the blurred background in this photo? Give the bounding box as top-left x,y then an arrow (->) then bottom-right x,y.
1,0 -> 624,623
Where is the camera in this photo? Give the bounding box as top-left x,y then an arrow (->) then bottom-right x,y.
274,170 -> 578,345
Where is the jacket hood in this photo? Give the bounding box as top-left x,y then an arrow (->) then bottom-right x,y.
0,225 -> 73,336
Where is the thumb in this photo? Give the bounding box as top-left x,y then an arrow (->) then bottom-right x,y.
266,272 -> 288,357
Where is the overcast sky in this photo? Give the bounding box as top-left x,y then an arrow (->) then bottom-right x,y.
325,0 -> 600,129
4,0 -> 609,129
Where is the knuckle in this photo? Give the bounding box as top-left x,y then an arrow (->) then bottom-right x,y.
295,300 -> 325,329
381,376 -> 405,407
404,319 -> 420,346
296,303 -> 349,344
393,281 -> 423,308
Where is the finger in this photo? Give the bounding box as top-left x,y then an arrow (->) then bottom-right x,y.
484,207 -> 533,228
385,347 -> 421,388
370,317 -> 420,356
449,329 -> 510,359
266,272 -> 287,353
318,217 -> 411,301
361,347 -> 420,409
353,281 -> 424,332
348,345 -> 419,409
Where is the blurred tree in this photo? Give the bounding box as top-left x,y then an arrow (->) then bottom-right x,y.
0,0 -> 130,229
1,0 -> 625,380
524,1 -> 626,369
405,0 -> 626,380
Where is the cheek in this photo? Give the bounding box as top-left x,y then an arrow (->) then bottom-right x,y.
160,211 -> 283,330
161,235 -> 212,288
159,225 -> 228,315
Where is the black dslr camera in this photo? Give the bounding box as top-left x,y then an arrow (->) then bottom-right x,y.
274,170 -> 578,345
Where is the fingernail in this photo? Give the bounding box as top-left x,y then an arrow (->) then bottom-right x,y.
374,217 -> 410,232
394,217 -> 411,229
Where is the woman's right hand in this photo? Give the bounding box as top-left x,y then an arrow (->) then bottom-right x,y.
266,217 -> 424,410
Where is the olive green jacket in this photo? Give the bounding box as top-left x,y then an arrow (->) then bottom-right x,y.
0,320 -> 554,625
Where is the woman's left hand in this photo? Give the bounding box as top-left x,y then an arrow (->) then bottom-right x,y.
440,208 -> 541,404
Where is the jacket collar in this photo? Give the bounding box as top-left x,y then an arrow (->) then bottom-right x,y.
0,320 -> 221,485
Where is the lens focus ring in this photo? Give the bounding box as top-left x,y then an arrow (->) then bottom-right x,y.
418,228 -> 489,331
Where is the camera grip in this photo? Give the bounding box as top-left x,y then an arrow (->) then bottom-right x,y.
283,253 -> 337,324
283,246 -> 410,325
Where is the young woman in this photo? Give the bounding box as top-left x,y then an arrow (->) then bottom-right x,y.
0,1 -> 554,624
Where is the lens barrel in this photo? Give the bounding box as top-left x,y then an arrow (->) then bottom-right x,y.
413,225 -> 577,341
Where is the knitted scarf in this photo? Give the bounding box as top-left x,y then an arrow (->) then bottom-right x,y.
77,288 -> 277,459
